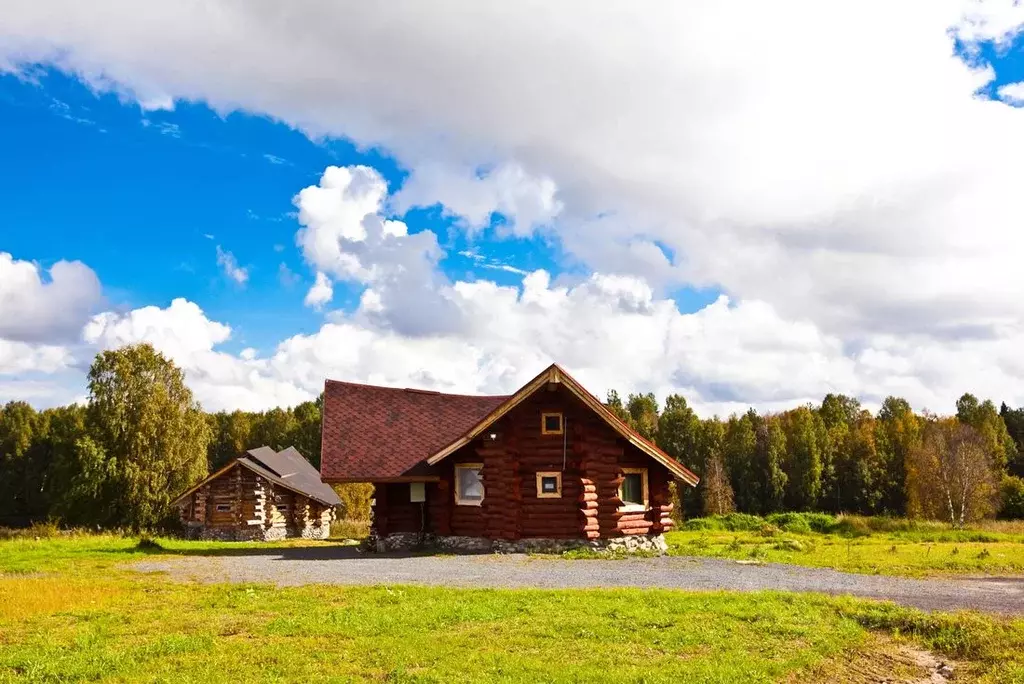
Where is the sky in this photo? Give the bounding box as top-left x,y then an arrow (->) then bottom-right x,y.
1,1 -> 1024,417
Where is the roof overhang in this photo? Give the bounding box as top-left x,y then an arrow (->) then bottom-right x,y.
425,364 -> 699,486
173,458 -> 340,508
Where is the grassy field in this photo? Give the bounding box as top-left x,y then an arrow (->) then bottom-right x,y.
664,513 -> 1024,578
1,534 -> 1024,682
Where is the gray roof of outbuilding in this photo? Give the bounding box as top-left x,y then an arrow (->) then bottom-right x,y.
241,446 -> 342,507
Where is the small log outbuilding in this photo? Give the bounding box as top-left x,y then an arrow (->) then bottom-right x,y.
321,364 -> 699,553
174,446 -> 340,541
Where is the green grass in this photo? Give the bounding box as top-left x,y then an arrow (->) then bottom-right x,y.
667,514 -> 1024,578
2,535 -> 1024,682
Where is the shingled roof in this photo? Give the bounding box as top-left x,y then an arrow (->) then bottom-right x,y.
320,380 -> 508,481
173,446 -> 341,507
320,365 -> 699,486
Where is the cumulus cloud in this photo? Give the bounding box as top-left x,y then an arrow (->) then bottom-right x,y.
294,165 -> 460,335
0,252 -> 102,343
3,2 -> 1023,345
998,81 -> 1024,105
304,271 -> 333,310
215,245 -> 248,285
3,3 -> 1024,415
393,162 -> 563,236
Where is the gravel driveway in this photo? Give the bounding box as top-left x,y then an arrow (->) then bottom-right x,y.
133,547 -> 1024,615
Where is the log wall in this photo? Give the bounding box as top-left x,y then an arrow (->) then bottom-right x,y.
177,463 -> 336,540
369,383 -> 680,542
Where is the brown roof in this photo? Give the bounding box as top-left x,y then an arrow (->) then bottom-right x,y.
320,364 -> 699,486
320,380 -> 508,481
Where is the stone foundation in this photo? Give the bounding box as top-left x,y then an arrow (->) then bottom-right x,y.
372,532 -> 668,555
186,523 -> 330,542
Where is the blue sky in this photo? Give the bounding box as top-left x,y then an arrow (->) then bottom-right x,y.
2,4 -> 1024,415
0,69 -> 566,356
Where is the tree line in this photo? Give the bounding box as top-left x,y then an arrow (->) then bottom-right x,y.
0,344 -> 322,529
2,342 -> 1023,529
607,389 -> 1024,524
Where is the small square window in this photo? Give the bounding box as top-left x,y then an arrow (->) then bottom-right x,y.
536,472 -> 562,498
215,504 -> 231,512
455,464 -> 484,506
277,504 -> 290,514
618,468 -> 649,511
541,412 -> 563,435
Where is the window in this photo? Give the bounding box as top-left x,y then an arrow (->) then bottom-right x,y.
536,471 -> 562,498
541,412 -> 563,435
618,468 -> 649,511
215,504 -> 232,513
455,464 -> 484,506
276,504 -> 290,514
409,482 -> 426,503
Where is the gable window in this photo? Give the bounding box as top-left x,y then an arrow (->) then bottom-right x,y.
541,412 -> 563,435
536,471 -> 562,498
276,504 -> 290,515
618,468 -> 649,511
455,463 -> 484,506
215,504 -> 232,513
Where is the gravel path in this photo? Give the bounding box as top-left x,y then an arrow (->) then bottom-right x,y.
132,547 -> 1024,615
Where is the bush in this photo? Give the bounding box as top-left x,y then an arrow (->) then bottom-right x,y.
334,483 -> 373,521
330,518 -> 370,540
1000,475 -> 1024,520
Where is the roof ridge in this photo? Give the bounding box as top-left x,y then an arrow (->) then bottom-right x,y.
325,377 -> 511,400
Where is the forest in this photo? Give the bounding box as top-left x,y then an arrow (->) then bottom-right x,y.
2,343 -> 1023,529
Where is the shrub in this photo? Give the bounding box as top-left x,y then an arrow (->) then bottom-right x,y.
334,483 -> 373,521
330,518 -> 370,540
1000,475 -> 1024,520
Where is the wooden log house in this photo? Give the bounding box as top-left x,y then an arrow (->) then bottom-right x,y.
320,364 -> 699,553
173,446 -> 340,541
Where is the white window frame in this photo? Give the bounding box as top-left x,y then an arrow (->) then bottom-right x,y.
541,412 -> 564,435
536,471 -> 562,498
618,468 -> 649,512
454,463 -> 485,506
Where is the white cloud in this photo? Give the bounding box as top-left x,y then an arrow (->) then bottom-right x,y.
0,252 -> 102,343
294,165 -> 460,334
998,81 -> 1024,105
215,245 -> 248,285
0,339 -> 72,375
393,162 -> 562,236
3,1 -> 1023,345
3,4 -> 1024,415
304,272 -> 333,310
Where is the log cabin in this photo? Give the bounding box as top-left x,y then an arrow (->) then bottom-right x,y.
173,446 -> 340,540
320,364 -> 699,553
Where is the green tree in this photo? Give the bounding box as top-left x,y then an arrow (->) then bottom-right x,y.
956,393 -> 1017,472
250,407 -> 298,452
288,398 -> 323,468
875,396 -> 920,514
206,410 -> 254,470
818,394 -> 860,511
1000,403 -> 1024,476
0,401 -> 42,522
722,411 -> 758,512
781,406 -> 824,510
87,343 -> 211,529
755,417 -> 788,513
605,390 -> 631,424
625,392 -> 659,442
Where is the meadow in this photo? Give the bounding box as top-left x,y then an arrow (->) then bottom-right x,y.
1,531 -> 1024,682
664,513 -> 1024,578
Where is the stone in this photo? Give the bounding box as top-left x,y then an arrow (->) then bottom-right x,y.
371,532 -> 669,555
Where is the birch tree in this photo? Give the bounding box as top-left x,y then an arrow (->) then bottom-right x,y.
907,418 -> 1000,526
